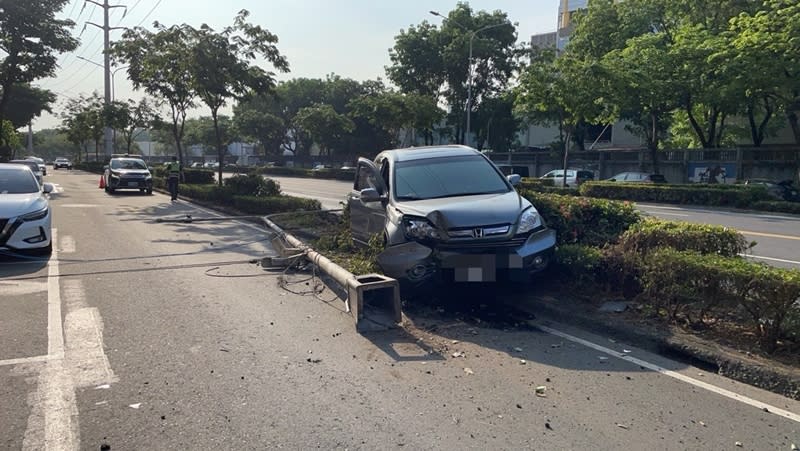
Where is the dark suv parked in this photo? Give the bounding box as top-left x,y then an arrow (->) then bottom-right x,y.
103,157 -> 153,194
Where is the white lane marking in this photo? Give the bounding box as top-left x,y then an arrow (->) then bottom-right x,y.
47,229 -> 64,360
636,204 -> 687,211
62,280 -> 117,388
643,211 -> 689,217
59,236 -> 76,254
741,254 -> 800,266
0,355 -> 50,367
0,280 -> 47,296
537,324 -> 800,424
40,228 -> 80,450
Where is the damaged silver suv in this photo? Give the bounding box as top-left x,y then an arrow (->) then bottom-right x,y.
347,145 -> 556,285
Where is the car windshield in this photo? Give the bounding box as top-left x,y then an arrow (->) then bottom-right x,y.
111,159 -> 148,170
0,168 -> 39,194
10,161 -> 40,173
394,155 -> 510,200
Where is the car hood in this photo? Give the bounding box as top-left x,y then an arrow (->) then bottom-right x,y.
394,190 -> 532,229
0,192 -> 47,218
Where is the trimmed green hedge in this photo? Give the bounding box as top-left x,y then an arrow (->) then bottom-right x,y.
224,174 -> 280,197
579,182 -> 771,208
641,248 -> 800,352
519,190 -> 642,246
231,195 -> 321,215
74,162 -> 106,174
751,200 -> 800,215
618,218 -> 751,257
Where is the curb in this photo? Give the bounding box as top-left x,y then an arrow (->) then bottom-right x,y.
523,295 -> 800,401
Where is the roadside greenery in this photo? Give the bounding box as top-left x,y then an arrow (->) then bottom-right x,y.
578,182 -> 772,208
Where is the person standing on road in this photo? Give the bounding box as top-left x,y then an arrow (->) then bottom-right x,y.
166,156 -> 183,202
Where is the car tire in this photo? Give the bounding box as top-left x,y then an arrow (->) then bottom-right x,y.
146,189 -> 153,195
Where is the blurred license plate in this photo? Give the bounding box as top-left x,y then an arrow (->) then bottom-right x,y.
127,182 -> 138,187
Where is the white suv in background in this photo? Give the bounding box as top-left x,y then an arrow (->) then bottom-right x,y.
541,168 -> 595,188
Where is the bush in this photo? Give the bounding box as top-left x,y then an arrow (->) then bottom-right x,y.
618,218 -> 752,257
255,166 -> 356,181
74,162 -> 106,174
519,190 -> 642,246
638,248 -> 800,352
152,166 -> 215,184
553,244 -> 603,288
579,182 -> 771,208
751,200 -> 800,215
224,174 -> 281,197
231,195 -> 321,215
740,266 -> 800,353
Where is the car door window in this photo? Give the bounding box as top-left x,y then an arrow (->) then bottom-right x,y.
355,165 -> 378,191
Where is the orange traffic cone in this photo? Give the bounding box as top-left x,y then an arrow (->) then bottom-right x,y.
99,176 -> 105,189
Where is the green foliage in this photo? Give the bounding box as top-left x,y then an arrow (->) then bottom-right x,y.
0,0 -> 78,158
553,244 -> 603,287
751,201 -> 800,215
104,98 -> 160,154
639,248 -> 800,352
579,182 -> 771,208
230,195 -> 320,215
519,190 -> 642,246
294,104 -> 355,156
224,174 -> 281,197
619,218 -> 751,257
387,3 -> 520,143
3,84 -> 57,129
0,120 -> 21,152
59,93 -> 105,160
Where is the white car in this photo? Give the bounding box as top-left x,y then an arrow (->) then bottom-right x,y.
25,156 -> 47,176
0,163 -> 53,255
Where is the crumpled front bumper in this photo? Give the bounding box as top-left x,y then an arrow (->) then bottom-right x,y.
377,228 -> 557,283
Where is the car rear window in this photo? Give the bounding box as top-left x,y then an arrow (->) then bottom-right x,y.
394,155 -> 510,200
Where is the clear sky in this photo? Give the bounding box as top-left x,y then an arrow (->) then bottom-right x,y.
34,0 -> 559,130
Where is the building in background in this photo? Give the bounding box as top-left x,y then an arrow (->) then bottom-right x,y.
556,0 -> 588,50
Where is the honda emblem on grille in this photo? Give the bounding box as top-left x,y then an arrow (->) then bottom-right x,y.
472,228 -> 484,238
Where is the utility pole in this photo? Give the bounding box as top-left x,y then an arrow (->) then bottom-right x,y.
84,0 -> 126,157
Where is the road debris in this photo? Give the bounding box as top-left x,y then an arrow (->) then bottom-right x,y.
452,352 -> 464,358
790,443 -> 796,450
463,368 -> 474,375
513,347 -> 523,352
129,403 -> 142,409
616,423 -> 629,430
520,359 -> 527,365
550,343 -> 561,349
622,349 -> 632,354
451,340 -> 460,344
94,384 -> 110,390
535,386 -> 547,397
699,421 -> 706,427
598,356 -> 609,362
545,422 -> 552,430
306,358 -> 322,363
735,441 -> 743,447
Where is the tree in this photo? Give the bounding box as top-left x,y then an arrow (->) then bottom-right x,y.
105,98 -> 160,154
0,0 -> 78,160
183,116 -> 236,156
474,91 -> 520,153
731,0 -> 800,147
295,104 -> 355,156
233,101 -> 286,157
60,94 -> 104,162
387,3 -> 520,144
189,10 -> 289,185
112,23 -> 196,165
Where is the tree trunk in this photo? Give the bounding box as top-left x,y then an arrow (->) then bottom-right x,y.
685,96 -> 712,148
714,113 -> 726,148
212,108 -> 224,187
787,111 -> 800,145
561,131 -> 571,188
649,112 -> 660,174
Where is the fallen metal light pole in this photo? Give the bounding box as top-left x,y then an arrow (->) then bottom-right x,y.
261,216 -> 402,331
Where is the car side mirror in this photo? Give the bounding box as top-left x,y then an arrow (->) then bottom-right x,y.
42,183 -> 54,194
359,188 -> 382,203
506,174 -> 521,186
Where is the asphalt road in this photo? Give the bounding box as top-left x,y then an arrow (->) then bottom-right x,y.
264,175 -> 800,269
2,170 -> 799,450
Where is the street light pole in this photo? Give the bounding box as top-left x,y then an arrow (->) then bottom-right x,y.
76,57 -> 127,100
429,11 -> 508,146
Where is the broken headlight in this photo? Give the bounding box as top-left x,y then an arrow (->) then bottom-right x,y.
403,216 -> 441,241
516,207 -> 542,234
